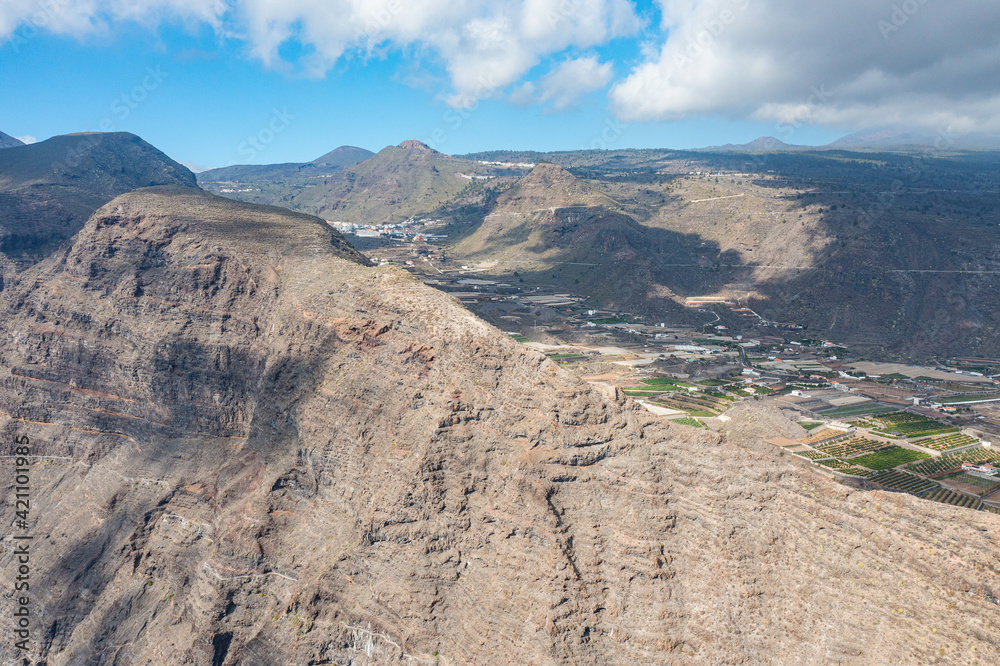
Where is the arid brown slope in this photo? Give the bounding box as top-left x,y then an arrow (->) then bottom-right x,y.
0,132 -> 196,283
1,188 -> 998,665
289,140 -> 485,224
451,163 -> 701,316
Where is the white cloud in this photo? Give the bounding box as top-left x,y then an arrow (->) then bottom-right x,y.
16,135 -> 36,144
610,0 -> 1000,134
0,1 -> 226,40
511,55 -> 613,110
178,159 -> 207,172
235,0 -> 640,107
0,1 -> 640,107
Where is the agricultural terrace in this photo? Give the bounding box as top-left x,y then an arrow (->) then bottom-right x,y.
861,411 -> 958,438
670,417 -> 707,429
848,447 -> 930,471
817,436 -> 893,458
904,448 -> 1000,477
871,471 -> 938,494
795,450 -> 832,461
924,488 -> 981,509
940,471 -> 1000,492
838,466 -> 878,478
910,433 -> 978,452
815,403 -> 895,419
799,429 -> 851,446
651,392 -> 734,417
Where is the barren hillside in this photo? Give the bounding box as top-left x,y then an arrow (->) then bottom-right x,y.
289,140 -> 487,224
1,186 -> 997,665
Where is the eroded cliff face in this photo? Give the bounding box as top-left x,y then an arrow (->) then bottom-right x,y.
0,133 -> 197,282
1,188 -> 998,665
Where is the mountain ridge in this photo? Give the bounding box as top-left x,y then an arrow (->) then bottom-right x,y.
1,181 -> 998,664
0,131 -> 196,282
197,145 -> 374,184
699,136 -> 798,152
0,130 -> 24,149
287,140 -> 486,223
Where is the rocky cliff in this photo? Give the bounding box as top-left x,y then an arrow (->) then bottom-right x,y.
1,187 -> 998,665
0,132 -> 196,284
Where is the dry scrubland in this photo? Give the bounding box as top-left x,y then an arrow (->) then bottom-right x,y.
1,188 -> 998,664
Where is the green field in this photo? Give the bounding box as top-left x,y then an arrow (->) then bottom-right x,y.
904,448 -> 999,476
911,433 -> 978,451
816,404 -> 896,418
640,377 -> 691,387
941,472 -> 1000,490
865,411 -> 957,438
849,447 -> 930,471
795,450 -> 834,461
697,379 -> 732,387
839,466 -> 879,478
670,417 -> 706,429
871,470 -> 938,493
924,488 -> 980,509
799,421 -> 825,431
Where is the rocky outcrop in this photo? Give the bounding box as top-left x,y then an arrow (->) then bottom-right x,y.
0,132 -> 196,283
1,187 -> 998,665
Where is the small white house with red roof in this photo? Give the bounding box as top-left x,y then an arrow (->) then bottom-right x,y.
962,462 -> 998,477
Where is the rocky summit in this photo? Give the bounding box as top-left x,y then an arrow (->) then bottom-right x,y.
1,184 -> 998,664
0,132 -> 196,282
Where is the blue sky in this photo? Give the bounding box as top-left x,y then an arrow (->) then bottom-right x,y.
1,1 -> 995,170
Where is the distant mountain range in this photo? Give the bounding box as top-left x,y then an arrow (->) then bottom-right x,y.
698,136 -> 799,152
197,145 -> 374,183
0,131 -> 24,149
199,140 -> 501,224
290,140 -> 495,224
700,130 -> 1000,152
193,132 -> 1000,358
